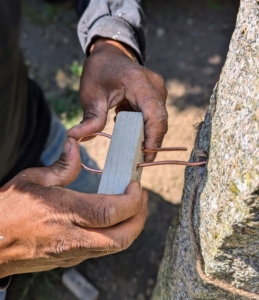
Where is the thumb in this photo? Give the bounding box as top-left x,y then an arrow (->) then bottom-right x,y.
25,137 -> 82,187
67,104 -> 108,140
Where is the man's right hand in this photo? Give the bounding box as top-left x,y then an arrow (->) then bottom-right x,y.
0,138 -> 147,278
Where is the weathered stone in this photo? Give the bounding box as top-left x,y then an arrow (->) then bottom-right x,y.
152,0 -> 259,299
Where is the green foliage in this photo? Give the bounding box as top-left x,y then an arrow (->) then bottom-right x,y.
47,90 -> 82,129
70,61 -> 83,77
44,5 -> 59,20
22,0 -> 59,25
207,1 -> 223,10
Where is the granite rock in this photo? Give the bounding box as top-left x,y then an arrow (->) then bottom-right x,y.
152,1 -> 259,299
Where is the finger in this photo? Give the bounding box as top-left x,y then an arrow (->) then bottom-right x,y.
38,188 -> 148,267
67,99 -> 108,141
64,181 -> 143,228
67,59 -> 111,140
140,77 -> 168,163
21,137 -> 81,187
142,100 -> 168,163
78,188 -> 148,252
125,82 -> 168,162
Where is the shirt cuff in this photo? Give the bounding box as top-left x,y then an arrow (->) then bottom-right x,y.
0,276 -> 11,291
78,15 -> 144,65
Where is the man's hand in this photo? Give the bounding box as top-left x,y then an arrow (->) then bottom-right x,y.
67,38 -> 168,162
0,138 -> 147,278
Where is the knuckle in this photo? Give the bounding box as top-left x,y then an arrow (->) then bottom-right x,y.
154,118 -> 168,136
154,72 -> 164,84
161,106 -> 168,119
164,113 -> 169,131
37,165 -> 66,187
149,71 -> 164,87
152,72 -> 167,97
94,199 -> 118,227
46,236 -> 72,263
49,234 -> 83,262
51,158 -> 70,174
55,237 -> 70,255
65,196 -> 92,228
158,108 -> 168,131
126,65 -> 144,79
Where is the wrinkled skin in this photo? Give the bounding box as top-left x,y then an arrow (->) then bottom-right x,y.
0,138 -> 147,278
0,39 -> 165,278
68,38 -> 168,162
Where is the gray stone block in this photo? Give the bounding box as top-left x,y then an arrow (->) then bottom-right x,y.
62,268 -> 99,300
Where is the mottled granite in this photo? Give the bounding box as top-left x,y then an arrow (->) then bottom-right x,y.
153,1 -> 259,299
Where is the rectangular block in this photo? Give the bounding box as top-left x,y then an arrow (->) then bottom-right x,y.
62,268 -> 99,300
98,112 -> 144,195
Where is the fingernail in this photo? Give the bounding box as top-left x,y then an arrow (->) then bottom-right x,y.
63,139 -> 72,154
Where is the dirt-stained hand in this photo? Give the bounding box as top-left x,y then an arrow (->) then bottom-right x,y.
67,38 -> 168,162
0,138 -> 147,278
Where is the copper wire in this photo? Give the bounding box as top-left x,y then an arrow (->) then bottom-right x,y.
142,147 -> 187,153
138,160 -> 206,168
78,132 -> 207,174
78,132 -> 111,174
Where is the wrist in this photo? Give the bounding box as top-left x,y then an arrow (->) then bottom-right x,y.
89,38 -> 139,63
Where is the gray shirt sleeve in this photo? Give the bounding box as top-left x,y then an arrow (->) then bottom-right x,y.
76,0 -> 146,64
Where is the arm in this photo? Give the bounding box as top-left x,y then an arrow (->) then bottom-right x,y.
68,0 -> 168,162
0,0 -> 149,287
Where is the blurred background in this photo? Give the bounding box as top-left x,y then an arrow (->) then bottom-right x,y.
7,0 -> 239,299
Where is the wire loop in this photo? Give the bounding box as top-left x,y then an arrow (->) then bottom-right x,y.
78,132 -> 206,174
78,132 -> 111,174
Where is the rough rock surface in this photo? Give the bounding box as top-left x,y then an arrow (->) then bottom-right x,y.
152,0 -> 259,299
